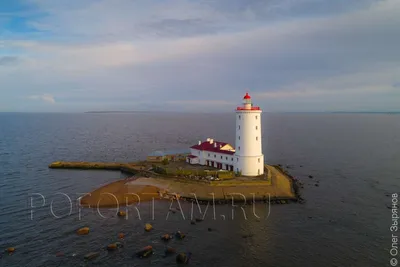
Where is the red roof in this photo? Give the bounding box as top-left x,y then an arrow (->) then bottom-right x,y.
190,141 -> 235,155
187,155 -> 198,158
243,92 -> 251,99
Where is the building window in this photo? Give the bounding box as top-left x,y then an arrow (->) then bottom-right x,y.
256,126 -> 258,130
256,136 -> 258,141
214,154 -> 216,158
238,136 -> 240,140
238,125 -> 240,130
226,157 -> 228,160
220,156 -> 223,159
258,158 -> 260,163
208,153 -> 210,157
237,158 -> 239,162
231,158 -> 233,161
239,115 -> 241,120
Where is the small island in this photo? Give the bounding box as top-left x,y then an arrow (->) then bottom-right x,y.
48,93 -> 301,207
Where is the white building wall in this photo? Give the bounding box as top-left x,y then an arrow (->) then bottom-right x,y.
234,110 -> 264,176
202,151 -> 235,166
190,148 -> 235,169
187,157 -> 199,164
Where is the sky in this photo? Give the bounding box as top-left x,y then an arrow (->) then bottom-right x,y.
0,0 -> 399,112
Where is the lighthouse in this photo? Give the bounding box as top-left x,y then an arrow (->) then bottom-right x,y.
234,92 -> 264,176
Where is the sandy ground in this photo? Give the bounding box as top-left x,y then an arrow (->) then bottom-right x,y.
79,165 -> 295,208
79,178 -> 162,208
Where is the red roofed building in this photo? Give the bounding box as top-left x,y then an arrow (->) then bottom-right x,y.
186,138 -> 236,171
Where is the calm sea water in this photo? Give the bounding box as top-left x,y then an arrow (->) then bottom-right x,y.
0,112 -> 399,267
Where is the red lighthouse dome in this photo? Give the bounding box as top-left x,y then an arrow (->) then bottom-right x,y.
236,92 -> 260,110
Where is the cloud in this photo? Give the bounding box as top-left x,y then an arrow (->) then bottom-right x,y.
0,56 -> 19,66
28,94 -> 56,104
0,0 -> 399,112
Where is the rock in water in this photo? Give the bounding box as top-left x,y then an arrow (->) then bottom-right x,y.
76,227 -> 90,235
135,245 -> 153,258
107,243 -> 118,251
84,252 -> 99,260
144,223 -> 153,232
165,246 -> 176,256
176,252 -> 192,264
117,211 -> 126,217
161,234 -> 172,241
175,231 -> 186,239
6,247 -> 15,253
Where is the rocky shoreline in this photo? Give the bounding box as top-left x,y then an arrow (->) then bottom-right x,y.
49,161 -> 303,207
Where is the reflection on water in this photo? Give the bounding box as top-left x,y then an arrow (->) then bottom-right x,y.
0,112 -> 399,266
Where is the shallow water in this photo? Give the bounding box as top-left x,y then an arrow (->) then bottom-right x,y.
0,112 -> 399,266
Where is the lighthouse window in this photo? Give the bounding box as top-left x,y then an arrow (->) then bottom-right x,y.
238,125 -> 240,130
208,153 -> 210,157
256,126 -> 258,130
258,158 -> 260,163
238,146 -> 240,151
231,158 -> 233,161
239,115 -> 241,120
255,116 -> 258,119
256,136 -> 258,141
226,157 -> 228,160
214,154 -> 216,158
238,136 -> 240,140
221,156 -> 223,159
237,158 -> 239,162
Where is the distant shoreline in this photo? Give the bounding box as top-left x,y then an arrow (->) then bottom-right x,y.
84,111 -> 400,114
85,111 -> 154,114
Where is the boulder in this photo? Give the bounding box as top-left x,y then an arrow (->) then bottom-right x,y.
165,246 -> 176,256
6,247 -> 15,253
84,252 -> 99,260
77,227 -> 90,235
135,245 -> 153,258
117,211 -> 126,217
175,231 -> 186,239
161,234 -> 172,241
144,223 -> 153,232
176,252 -> 192,264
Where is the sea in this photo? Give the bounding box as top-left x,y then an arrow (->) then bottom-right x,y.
0,112 -> 399,267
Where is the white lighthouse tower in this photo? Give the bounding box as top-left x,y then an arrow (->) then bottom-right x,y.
234,92 -> 264,176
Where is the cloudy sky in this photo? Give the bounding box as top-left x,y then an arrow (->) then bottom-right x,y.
0,0 -> 399,112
